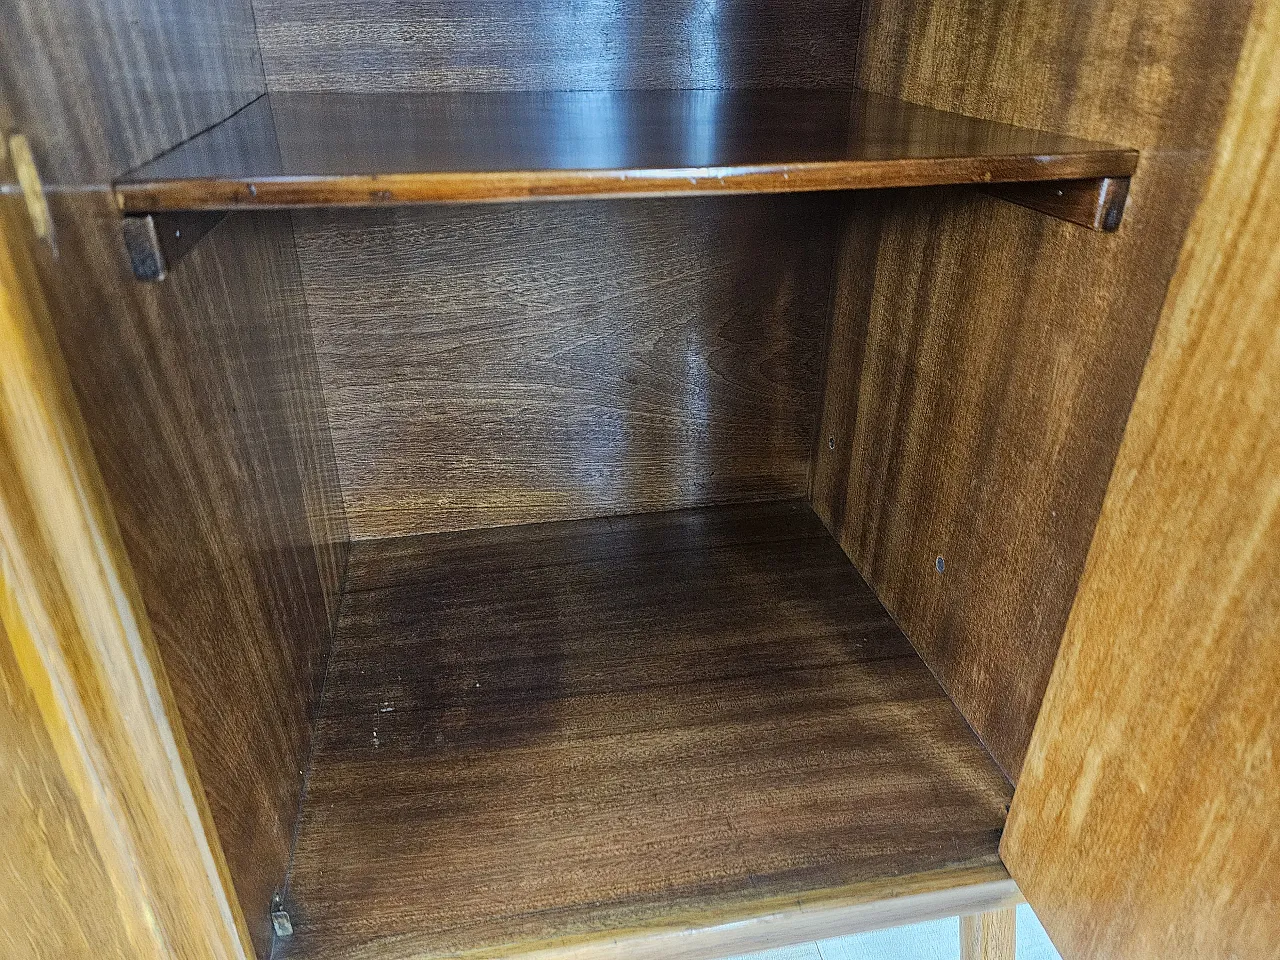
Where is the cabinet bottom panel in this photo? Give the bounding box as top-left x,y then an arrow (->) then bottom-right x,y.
278,499 -> 1012,960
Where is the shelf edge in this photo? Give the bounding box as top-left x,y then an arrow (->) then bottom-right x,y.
115,152 -> 1139,213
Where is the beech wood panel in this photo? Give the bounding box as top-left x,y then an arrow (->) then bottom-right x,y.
250,0 -> 859,92
298,196 -> 835,539
959,910 -> 1016,960
1,198 -> 251,960
116,90 -> 1137,211
0,0 -> 263,183
0,602 -> 137,960
812,0 -> 1255,779
1003,3 -> 1280,956
280,501 -> 1013,960
28,192 -> 347,956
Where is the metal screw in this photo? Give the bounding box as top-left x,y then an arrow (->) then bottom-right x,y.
827,436 -> 835,450
174,228 -> 181,238
935,556 -> 945,573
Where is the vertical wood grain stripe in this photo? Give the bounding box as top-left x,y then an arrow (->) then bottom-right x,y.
0,199 -> 252,960
1003,0 -> 1280,955
814,0 -> 1253,780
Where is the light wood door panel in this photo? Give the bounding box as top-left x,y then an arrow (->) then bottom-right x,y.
1002,2 -> 1280,956
0,194 -> 252,960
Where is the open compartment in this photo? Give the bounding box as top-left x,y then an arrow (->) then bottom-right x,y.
5,0 -> 1254,955
281,501 -> 1010,959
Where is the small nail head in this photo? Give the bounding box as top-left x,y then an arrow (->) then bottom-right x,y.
935,556 -> 945,573
828,436 -> 835,450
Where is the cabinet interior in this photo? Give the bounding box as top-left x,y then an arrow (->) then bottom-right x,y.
4,0 -> 1251,956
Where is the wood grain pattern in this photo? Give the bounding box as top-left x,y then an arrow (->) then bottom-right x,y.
116,90 -> 1137,212
1003,2 -> 1280,956
298,196 -> 835,539
0,0 -> 264,183
0,619 -> 137,960
25,192 -> 348,957
250,0 -> 859,92
960,909 -> 1016,960
0,196 -> 251,960
279,501 -> 1013,960
984,177 -> 1130,233
812,0 -> 1255,780
503,878 -> 1024,960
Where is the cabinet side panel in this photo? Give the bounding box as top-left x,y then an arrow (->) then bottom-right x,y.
812,0 -> 1254,779
251,0 -> 859,92
1003,2 -> 1280,953
298,197 -> 835,540
0,0 -> 264,182
34,193 -> 347,957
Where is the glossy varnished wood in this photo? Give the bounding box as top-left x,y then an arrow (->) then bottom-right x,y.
27,192 -> 348,956
1,197 -> 251,959
984,177 -> 1130,232
252,0 -> 860,93
299,196 -> 835,539
812,0 -> 1254,779
280,501 -> 1013,960
1004,3 -> 1280,956
115,90 -> 1137,211
0,0 -> 263,183
2,3 -> 337,956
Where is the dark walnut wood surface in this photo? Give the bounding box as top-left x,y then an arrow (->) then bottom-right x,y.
813,0 -> 1253,782
116,89 -> 1136,210
279,500 -> 1012,960
35,193 -> 349,956
294,195 -> 837,540
250,0 -> 861,93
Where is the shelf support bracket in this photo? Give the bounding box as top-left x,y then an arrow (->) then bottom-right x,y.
122,211 -> 226,282
984,176 -> 1130,232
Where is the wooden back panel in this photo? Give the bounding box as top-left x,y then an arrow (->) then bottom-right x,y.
1003,2 -> 1280,953
812,0 -> 1255,779
249,0 -> 863,536
251,0 -> 860,92
298,197 -> 836,539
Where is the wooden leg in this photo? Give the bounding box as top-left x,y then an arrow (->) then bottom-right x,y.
960,908 -> 1017,960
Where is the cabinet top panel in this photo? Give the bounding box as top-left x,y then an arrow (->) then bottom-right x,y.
115,89 -> 1137,210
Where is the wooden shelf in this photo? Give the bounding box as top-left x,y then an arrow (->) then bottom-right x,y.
116,89 -> 1137,211
277,501 -> 1014,960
